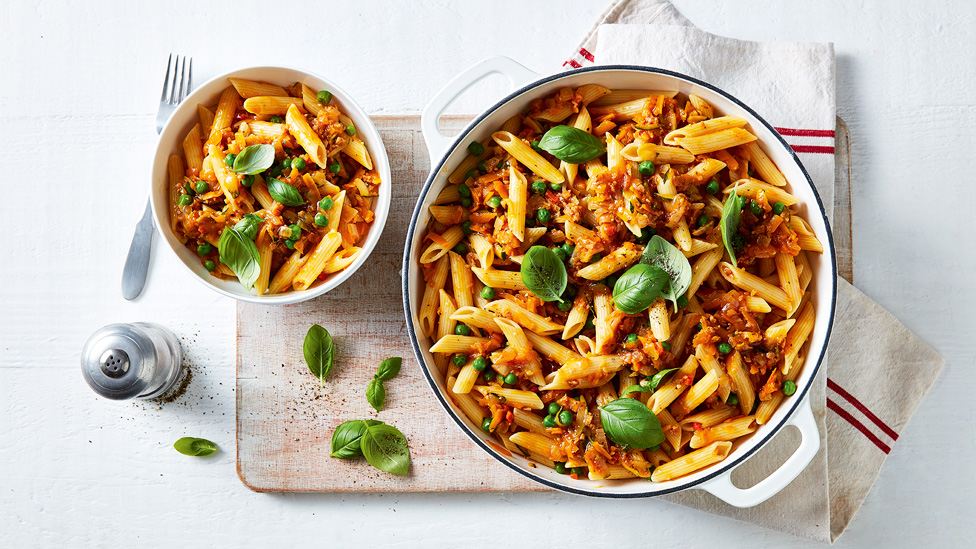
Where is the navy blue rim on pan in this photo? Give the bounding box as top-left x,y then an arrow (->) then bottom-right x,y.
401,64 -> 838,498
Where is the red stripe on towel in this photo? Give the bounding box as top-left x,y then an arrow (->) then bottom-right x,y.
775,127 -> 835,138
827,378 -> 899,441
566,59 -> 582,69
579,48 -> 595,62
789,144 -> 835,154
827,397 -> 892,454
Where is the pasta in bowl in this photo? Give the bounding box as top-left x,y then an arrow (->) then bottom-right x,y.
405,59 -> 835,503
150,67 -> 391,304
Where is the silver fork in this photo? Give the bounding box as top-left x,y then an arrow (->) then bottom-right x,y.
121,54 -> 192,300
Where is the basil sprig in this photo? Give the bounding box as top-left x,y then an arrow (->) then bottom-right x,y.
230,144 -> 275,175
639,235 -> 693,308
366,357 -> 403,411
612,263 -> 668,314
520,246 -> 568,302
360,422 -> 411,476
649,367 -> 680,390
620,384 -> 652,397
330,419 -> 382,459
538,125 -> 606,163
217,214 -> 263,290
173,437 -> 218,456
721,182 -> 743,267
599,398 -> 665,449
303,324 -> 335,387
267,178 -> 305,206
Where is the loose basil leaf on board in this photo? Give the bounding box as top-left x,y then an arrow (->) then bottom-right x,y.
330,419 -> 383,459
366,378 -> 386,411
173,437 -> 218,457
538,125 -> 606,164
599,398 -> 665,449
612,263 -> 668,314
303,324 -> 334,387
217,225 -> 261,290
230,144 -> 275,175
620,384 -> 651,397
649,367 -> 680,390
375,357 -> 402,382
721,182 -> 743,268
267,178 -> 306,206
640,235 -> 692,308
360,422 -> 411,476
520,246 -> 568,302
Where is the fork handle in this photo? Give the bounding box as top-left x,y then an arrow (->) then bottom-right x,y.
122,200 -> 155,300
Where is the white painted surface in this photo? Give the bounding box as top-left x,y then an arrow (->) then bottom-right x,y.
0,0 -> 970,546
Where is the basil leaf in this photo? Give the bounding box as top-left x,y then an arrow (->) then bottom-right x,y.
218,225 -> 260,290
640,235 -> 692,308
230,144 -> 275,175
599,398 -> 664,449
375,357 -> 402,382
721,182 -> 742,268
173,437 -> 218,457
366,379 -> 386,411
303,324 -> 334,387
620,384 -> 651,397
233,213 -> 264,241
520,245 -> 568,302
361,422 -> 410,476
538,125 -> 606,163
612,264 -> 668,314
267,178 -> 306,206
330,419 -> 383,459
649,367 -> 680,390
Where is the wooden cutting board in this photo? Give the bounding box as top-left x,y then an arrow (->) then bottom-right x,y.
236,115 -> 853,492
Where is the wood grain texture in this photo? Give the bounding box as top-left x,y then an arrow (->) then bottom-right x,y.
237,115 -> 853,492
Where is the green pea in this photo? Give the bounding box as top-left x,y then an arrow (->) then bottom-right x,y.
224,153 -> 236,167
557,410 -> 573,426
536,209 -> 551,223
547,402 -> 561,416
561,243 -> 575,257
317,90 -> 332,104
727,393 -> 740,406
487,196 -> 502,209
465,169 -> 477,181
269,166 -> 283,178
572,467 -> 587,477
472,357 -> 487,372
590,253 -> 602,263
749,201 -> 763,216
270,116 -> 283,123
504,373 -> 517,385
455,324 -> 470,336
458,184 -> 472,198
461,221 -> 473,235
318,197 -> 334,211
345,125 -> 356,136
197,243 -> 212,256
737,194 -> 748,209
468,142 -> 485,156
732,233 -> 746,251
241,175 -> 254,187
453,243 -> 467,254
772,201 -> 786,215
552,247 -> 568,262
483,371 -> 495,382
638,160 -> 655,175
705,180 -> 720,194
460,197 -> 473,208
329,162 -> 341,174
477,161 -> 487,173
195,180 -> 209,194
481,417 -> 493,433
314,213 -> 328,227
638,227 -> 656,242
531,180 -> 547,195
717,342 -> 732,354
282,158 -> 292,170
178,195 -> 192,206
285,240 -> 296,250
292,157 -> 306,171
549,181 -> 562,192
661,341 -> 672,351
288,224 -> 301,240
696,215 -> 710,228
677,295 -> 689,308
783,380 -> 797,396
542,414 -> 557,428
748,169 -> 756,178
626,333 -> 638,344
557,300 -> 573,312
480,286 -> 496,300
554,462 -> 568,474
204,260 -> 216,271
184,182 -> 196,195
452,354 -> 467,367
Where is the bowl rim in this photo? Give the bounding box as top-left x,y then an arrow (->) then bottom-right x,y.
149,64 -> 392,305
402,64 -> 837,497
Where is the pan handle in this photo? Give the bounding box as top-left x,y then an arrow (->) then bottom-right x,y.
420,56 -> 540,164
697,394 -> 821,508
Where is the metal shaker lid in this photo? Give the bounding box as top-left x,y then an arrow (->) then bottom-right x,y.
81,323 -> 158,400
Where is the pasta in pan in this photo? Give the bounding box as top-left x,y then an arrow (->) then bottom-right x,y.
417,85 -> 821,482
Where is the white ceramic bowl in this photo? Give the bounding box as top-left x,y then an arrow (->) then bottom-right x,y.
149,66 -> 391,304
403,57 -> 837,506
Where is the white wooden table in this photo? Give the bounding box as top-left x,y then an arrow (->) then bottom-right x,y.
1,1 -> 971,546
